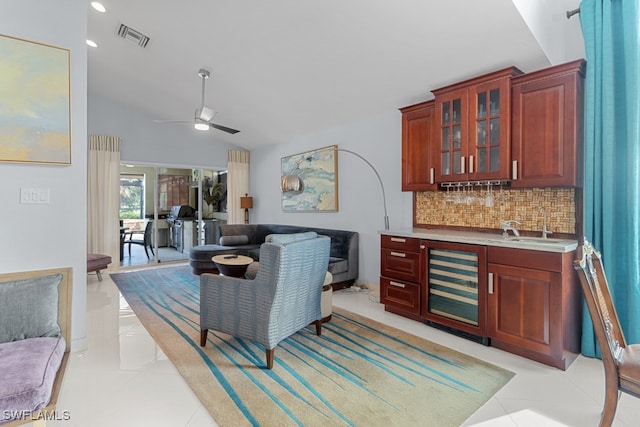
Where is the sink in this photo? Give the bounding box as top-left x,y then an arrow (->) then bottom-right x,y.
506,237 -> 566,244
484,237 -> 581,252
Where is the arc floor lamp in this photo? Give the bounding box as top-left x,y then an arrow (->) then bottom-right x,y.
281,146 -> 389,230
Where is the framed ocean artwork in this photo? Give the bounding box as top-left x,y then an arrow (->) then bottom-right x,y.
0,34 -> 71,165
281,144 -> 338,212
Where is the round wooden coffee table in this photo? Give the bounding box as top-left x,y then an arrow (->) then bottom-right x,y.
212,255 -> 254,277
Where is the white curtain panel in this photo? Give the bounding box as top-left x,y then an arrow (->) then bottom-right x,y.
88,135 -> 121,269
227,150 -> 250,224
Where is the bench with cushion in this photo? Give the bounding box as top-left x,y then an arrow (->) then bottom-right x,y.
0,268 -> 71,426
87,253 -> 112,281
189,224 -> 358,289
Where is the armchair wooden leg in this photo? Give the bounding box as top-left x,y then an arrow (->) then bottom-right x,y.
313,319 -> 322,336
266,348 -> 275,369
200,329 -> 208,347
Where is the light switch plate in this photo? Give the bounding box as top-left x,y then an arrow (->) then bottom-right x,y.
20,188 -> 50,204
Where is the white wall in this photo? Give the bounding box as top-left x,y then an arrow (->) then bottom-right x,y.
512,0 -> 585,65
250,111 -> 414,287
89,93 -> 245,169
0,0 -> 88,350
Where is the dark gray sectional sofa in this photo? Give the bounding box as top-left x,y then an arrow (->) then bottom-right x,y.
189,224 -> 359,289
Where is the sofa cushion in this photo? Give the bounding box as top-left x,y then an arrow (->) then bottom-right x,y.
0,336 -> 66,421
0,274 -> 62,344
328,257 -> 348,275
219,235 -> 249,246
266,232 -> 318,244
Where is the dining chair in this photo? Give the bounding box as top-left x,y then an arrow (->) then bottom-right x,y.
124,220 -> 155,259
574,238 -> 640,427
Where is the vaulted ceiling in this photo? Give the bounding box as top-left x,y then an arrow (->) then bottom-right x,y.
87,0 -> 584,151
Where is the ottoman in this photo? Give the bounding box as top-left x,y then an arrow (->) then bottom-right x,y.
321,272 -> 333,323
87,253 -> 112,281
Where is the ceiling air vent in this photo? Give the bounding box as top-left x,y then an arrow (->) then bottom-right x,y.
117,24 -> 150,48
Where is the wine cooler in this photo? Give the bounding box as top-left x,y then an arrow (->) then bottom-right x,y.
423,240 -> 488,344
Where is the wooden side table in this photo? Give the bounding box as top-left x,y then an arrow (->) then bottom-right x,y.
212,255 -> 253,277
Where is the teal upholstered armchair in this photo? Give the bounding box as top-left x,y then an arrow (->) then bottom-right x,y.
199,232 -> 330,369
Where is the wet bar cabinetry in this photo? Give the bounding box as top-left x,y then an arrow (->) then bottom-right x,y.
487,246 -> 581,370
380,235 -> 422,320
511,59 -> 585,187
400,60 -> 584,189
380,233 -> 580,370
400,100 -> 437,191
433,67 -> 522,183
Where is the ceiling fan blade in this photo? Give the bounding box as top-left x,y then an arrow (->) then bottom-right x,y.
210,122 -> 240,134
153,119 -> 191,123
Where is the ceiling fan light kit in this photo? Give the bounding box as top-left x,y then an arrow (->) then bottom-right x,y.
153,68 -> 240,135
194,119 -> 209,131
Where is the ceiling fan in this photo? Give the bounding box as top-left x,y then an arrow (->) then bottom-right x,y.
153,68 -> 240,135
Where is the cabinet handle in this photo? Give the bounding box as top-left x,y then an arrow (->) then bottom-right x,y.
469,155 -> 474,174
390,237 -> 406,243
461,156 -> 466,174
429,167 -> 435,185
390,251 -> 406,258
512,160 -> 518,180
389,281 -> 406,288
488,273 -> 494,294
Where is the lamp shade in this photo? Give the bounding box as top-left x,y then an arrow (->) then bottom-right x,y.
240,194 -> 253,209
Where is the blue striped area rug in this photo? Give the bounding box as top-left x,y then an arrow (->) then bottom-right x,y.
111,265 -> 514,427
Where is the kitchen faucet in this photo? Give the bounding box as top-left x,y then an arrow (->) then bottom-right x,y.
501,220 -> 521,237
540,208 -> 553,239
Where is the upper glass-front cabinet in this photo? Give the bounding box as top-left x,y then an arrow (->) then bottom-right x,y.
469,80 -> 511,180
436,88 -> 468,181
434,67 -> 522,183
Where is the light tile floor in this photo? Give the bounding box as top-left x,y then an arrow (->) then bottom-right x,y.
48,266 -> 640,427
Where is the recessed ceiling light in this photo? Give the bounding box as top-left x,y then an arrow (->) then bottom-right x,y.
91,2 -> 106,12
86,40 -> 98,48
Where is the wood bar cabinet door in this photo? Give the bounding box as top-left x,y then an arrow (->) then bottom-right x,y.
400,100 -> 437,191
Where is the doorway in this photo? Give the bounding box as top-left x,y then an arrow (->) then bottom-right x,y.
119,164 -> 228,268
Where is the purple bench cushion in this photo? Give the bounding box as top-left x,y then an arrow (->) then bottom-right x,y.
87,253 -> 112,272
0,336 -> 66,425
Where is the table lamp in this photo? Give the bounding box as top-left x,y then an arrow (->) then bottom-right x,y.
240,193 -> 253,224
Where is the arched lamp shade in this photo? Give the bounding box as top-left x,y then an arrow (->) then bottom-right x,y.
281,175 -> 304,195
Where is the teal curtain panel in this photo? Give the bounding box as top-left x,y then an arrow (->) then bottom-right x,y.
580,0 -> 640,356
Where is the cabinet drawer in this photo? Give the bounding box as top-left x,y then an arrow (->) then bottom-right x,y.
381,235 -> 421,252
488,246 -> 563,272
380,277 -> 421,316
381,249 -> 421,282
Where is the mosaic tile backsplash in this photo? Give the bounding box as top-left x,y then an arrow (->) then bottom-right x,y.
415,187 -> 576,235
